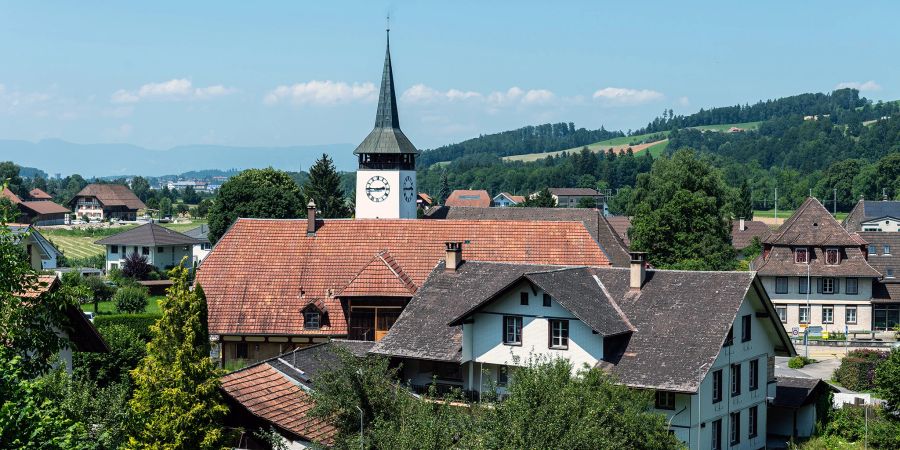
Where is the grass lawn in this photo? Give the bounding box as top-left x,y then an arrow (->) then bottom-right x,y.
82,295 -> 164,315
46,235 -> 105,259
690,121 -> 762,132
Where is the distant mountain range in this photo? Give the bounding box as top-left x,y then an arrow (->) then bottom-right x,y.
0,139 -> 357,178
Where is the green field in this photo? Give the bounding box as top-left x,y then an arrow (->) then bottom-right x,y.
41,221 -> 207,261
753,209 -> 847,221
690,121 -> 762,132
82,296 -> 164,315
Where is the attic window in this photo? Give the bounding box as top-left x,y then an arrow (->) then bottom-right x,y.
304,310 -> 321,330
794,248 -> 809,264
825,248 -> 840,265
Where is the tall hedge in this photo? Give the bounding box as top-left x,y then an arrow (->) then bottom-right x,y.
93,314 -> 161,342
834,349 -> 889,391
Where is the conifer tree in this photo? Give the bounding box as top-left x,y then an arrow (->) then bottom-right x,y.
126,262 -> 227,450
734,179 -> 754,220
304,153 -> 350,218
438,171 -> 450,205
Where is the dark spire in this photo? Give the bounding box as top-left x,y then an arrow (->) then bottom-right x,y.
354,28 -> 418,155
375,28 -> 400,129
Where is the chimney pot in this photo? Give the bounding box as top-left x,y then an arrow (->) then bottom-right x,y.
445,242 -> 463,272
629,251 -> 647,290
307,200 -> 317,236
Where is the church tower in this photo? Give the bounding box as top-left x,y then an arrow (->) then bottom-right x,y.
354,29 -> 418,219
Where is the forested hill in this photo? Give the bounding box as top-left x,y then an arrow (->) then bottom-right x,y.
416,123 -> 623,167
635,88 -> 899,134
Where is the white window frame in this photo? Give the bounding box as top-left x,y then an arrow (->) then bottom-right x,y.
799,306 -> 810,324
795,247 -> 809,264
503,316 -> 523,345
868,244 -> 877,255
846,306 -> 858,324
825,248 -> 840,265
822,306 -> 834,324
885,245 -> 892,255
823,277 -> 835,294
776,306 -> 787,323
549,319 -> 569,349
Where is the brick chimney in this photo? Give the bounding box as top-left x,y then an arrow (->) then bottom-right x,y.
629,251 -> 646,290
445,242 -> 463,272
306,200 -> 317,236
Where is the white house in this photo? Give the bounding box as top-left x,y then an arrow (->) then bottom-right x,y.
183,223 -> 212,265
491,192 -> 525,207
372,249 -> 795,449
95,223 -> 201,272
9,223 -> 62,270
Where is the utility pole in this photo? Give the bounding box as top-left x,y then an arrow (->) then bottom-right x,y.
774,188 -> 778,225
833,188 -> 837,215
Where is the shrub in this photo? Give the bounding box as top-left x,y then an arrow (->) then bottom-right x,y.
834,349 -> 889,391
73,324 -> 146,387
789,356 -> 814,369
824,405 -> 900,449
113,285 -> 149,314
122,251 -> 152,280
84,276 -> 116,312
93,314 -> 161,342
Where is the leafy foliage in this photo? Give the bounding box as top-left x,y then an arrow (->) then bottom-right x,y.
126,263 -> 228,449
74,324 -> 146,387
93,313 -> 161,342
122,252 -> 153,280
874,347 -> 900,414
84,276 -> 115,314
834,349 -> 888,391
114,285 -> 149,314
207,167 -> 305,243
304,153 -> 350,218
520,188 -> 555,207
627,150 -> 736,270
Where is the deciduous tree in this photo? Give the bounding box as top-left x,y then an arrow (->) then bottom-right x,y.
207,168 -> 305,243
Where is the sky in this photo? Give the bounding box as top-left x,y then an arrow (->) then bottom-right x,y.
0,1 -> 898,152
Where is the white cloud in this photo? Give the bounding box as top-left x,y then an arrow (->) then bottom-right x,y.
835,80 -> 881,92
522,89 -> 555,105
678,96 -> 690,106
263,80 -> 376,106
592,87 -> 664,105
401,84 -> 482,104
111,78 -> 235,103
487,87 -> 525,106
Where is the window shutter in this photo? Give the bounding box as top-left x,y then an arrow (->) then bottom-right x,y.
834,278 -> 840,294
548,320 -> 553,348
817,278 -> 822,293
501,317 -> 506,343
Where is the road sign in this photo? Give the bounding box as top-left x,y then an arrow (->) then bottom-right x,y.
792,327 -> 799,337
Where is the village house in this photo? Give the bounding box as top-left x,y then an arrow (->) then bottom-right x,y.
444,189 -> 492,207
183,223 -> 212,264
2,186 -> 70,225
535,187 -> 606,210
70,183 -> 146,221
8,223 -> 62,270
18,275 -> 108,374
491,192 -> 525,207
96,223 -> 201,272
751,198 -> 883,332
371,250 -> 794,449
424,205 -> 631,267
844,199 -> 900,232
732,218 -> 771,257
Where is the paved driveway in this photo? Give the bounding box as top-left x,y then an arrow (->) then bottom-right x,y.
774,356 -> 848,392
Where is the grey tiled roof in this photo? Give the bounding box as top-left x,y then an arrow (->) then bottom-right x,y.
183,224 -> 210,243
353,33 -> 418,156
845,200 -> 900,232
772,376 -> 836,408
95,223 -> 202,246
267,340 -> 376,386
424,206 -> 631,267
766,197 -> 860,246
548,188 -> 601,196
372,262 -> 794,393
857,231 -> 900,279
752,246 -> 881,278
731,220 -> 771,250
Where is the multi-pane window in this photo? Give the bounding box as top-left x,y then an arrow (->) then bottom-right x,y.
823,306 -> 834,324
712,369 -> 723,403
795,248 -> 809,264
235,342 -> 248,360
749,405 -> 758,438
885,245 -> 892,255
846,306 -> 858,324
775,277 -> 788,294
655,391 -> 676,410
497,366 -> 508,385
110,245 -> 119,254
799,277 -> 809,294
825,248 -> 840,265
519,292 -> 529,306
869,244 -> 877,255
542,293 -> 551,307
503,316 -> 523,345
731,363 -> 741,397
548,319 -> 569,349
141,246 -> 150,255
741,315 -> 752,342
822,277 -> 835,294
730,411 -> 740,445
846,278 -> 859,295
799,306 -> 810,324
777,306 -> 787,323
304,311 -> 320,330
157,246 -> 165,253
749,359 -> 759,391
711,419 -> 722,450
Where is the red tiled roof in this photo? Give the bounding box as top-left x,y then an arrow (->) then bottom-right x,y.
445,190 -> 491,208
606,216 -> 632,246
220,363 -> 335,445
417,193 -> 433,205
19,200 -> 70,215
72,184 -> 146,210
1,187 -> 22,204
18,275 -> 58,298
339,250 -> 417,297
28,188 -> 53,200
196,218 -> 610,336
509,194 -> 526,204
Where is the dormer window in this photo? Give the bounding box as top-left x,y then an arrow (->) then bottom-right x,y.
794,248 -> 809,264
869,244 -> 877,255
825,248 -> 840,265
304,308 -> 321,330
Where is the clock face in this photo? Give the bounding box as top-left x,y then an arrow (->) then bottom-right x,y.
365,176 -> 390,202
402,175 -> 415,203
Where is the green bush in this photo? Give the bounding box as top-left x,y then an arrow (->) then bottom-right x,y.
93,314 -> 161,341
824,406 -> 900,449
789,356 -> 814,368
834,349 -> 888,391
73,324 -> 146,387
113,285 -> 149,313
